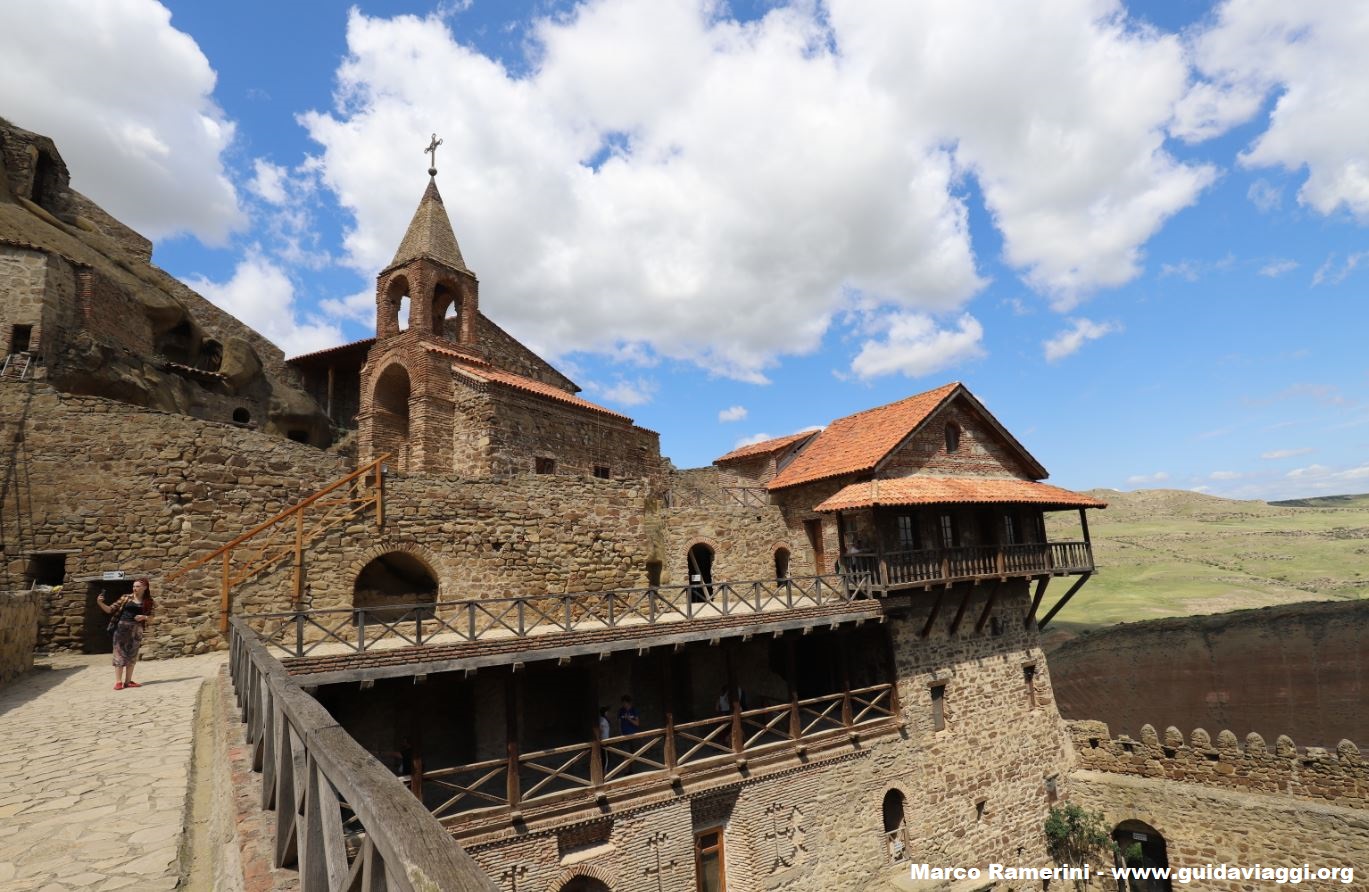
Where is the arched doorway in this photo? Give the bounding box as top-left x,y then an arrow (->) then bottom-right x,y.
1112,820 -> 1171,891
882,788 -> 907,863
373,363 -> 411,470
773,547 -> 790,582
558,878 -> 611,892
354,551 -> 438,621
686,543 -> 714,603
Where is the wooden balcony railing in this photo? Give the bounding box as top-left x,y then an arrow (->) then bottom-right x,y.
245,573 -> 872,660
227,619 -> 495,891
418,683 -> 899,822
663,485 -> 770,508
843,540 -> 1093,589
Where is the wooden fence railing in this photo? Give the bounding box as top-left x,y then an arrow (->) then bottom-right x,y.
228,618 -> 495,891
842,540 -> 1093,588
169,454 -> 391,632
244,573 -> 873,659
663,485 -> 770,508
417,683 -> 898,822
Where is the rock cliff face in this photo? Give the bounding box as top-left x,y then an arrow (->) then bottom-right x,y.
1049,599 -> 1369,747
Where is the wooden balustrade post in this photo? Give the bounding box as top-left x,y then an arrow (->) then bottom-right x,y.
590,723 -> 605,789
295,612 -> 305,657
505,674 -> 521,811
786,638 -> 801,740
726,646 -> 743,754
220,551 -> 231,634
839,638 -> 854,729
660,653 -> 678,773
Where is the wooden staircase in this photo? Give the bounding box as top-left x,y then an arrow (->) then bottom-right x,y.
167,453 -> 391,632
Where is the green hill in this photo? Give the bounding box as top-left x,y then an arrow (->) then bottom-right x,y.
1043,488 -> 1369,632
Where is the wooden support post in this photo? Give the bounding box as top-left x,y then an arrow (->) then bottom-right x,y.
880,627 -> 903,723
505,673 -> 521,810
726,645 -> 743,754
220,551 -> 231,634
838,637 -> 854,729
325,364 -> 335,421
947,585 -> 974,636
1037,573 -> 1092,631
786,637 -> 801,740
590,721 -> 605,789
975,581 -> 1002,634
409,698 -> 425,800
921,588 -> 946,639
1079,508 -> 1091,546
661,653 -> 678,772
1025,577 -> 1050,628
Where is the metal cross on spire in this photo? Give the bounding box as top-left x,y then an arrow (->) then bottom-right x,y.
425,133 -> 443,176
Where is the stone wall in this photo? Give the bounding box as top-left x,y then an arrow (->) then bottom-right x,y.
0,590 -> 40,685
0,244 -> 49,358
1050,599 -> 1369,747
473,315 -> 578,392
1068,719 -> 1368,808
880,402 -> 1036,480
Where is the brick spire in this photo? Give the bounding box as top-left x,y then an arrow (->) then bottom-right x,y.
386,176 -> 468,274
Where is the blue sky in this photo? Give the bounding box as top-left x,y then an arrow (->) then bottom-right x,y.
3,0 -> 1367,500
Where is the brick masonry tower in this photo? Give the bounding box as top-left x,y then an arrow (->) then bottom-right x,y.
357,155 -> 482,473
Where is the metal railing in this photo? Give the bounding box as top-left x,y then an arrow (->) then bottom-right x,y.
418,683 -> 899,822
244,573 -> 873,659
841,540 -> 1093,588
228,619 -> 495,891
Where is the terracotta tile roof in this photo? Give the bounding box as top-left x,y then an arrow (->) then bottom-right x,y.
438,348 -> 632,422
385,177 -> 468,274
813,477 -> 1108,512
287,337 -> 375,364
767,382 -> 962,490
714,430 -> 819,465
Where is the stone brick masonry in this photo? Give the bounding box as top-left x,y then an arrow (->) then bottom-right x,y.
0,590 -> 39,685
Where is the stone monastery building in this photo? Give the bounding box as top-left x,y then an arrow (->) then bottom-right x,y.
2,117 -> 1365,891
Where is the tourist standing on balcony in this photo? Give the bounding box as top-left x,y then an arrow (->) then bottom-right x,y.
96,577 -> 154,690
618,695 -> 640,735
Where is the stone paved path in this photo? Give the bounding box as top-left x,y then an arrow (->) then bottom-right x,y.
0,652 -> 225,892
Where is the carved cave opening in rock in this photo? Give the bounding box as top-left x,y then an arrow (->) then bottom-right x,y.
353,551 -> 438,620
373,363 -> 411,470
1112,820 -> 1172,892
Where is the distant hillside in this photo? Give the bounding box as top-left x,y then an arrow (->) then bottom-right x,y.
1043,488 -> 1369,631
1270,492 -> 1369,509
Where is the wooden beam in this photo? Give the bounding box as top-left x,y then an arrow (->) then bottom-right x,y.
974,581 -> 1003,634
920,588 -> 946,638
1079,507 -> 1091,546
1025,577 -> 1050,628
947,586 -> 975,636
1037,573 -> 1092,631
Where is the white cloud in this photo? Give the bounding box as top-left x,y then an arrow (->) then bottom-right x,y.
718,405 -> 748,423
0,0 -> 244,243
1043,318 -> 1120,362
1181,2 -> 1369,221
1312,251 -> 1369,286
734,432 -> 776,448
849,313 -> 984,380
1258,258 -> 1298,278
182,251 -> 344,356
1127,471 -> 1171,484
1209,470 -> 1243,480
1261,447 -> 1314,460
1247,179 -> 1283,213
299,1 -> 1219,378
248,160 -> 289,205
583,376 -> 657,407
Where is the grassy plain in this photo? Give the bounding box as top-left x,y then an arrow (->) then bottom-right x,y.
1043,489 -> 1369,632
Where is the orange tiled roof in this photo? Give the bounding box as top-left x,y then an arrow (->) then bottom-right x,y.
714,430 -> 819,465
767,382 -> 962,490
438,348 -> 632,422
814,477 -> 1107,512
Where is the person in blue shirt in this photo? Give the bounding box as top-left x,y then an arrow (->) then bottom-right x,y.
617,694 -> 640,736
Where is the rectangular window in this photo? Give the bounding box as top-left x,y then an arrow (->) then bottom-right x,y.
931,684 -> 946,731
938,513 -> 957,549
10,324 -> 33,354
1045,774 -> 1058,803
535,456 -> 556,475
1023,663 -> 1037,708
593,464 -> 611,479
695,828 -> 727,892
895,514 -> 919,551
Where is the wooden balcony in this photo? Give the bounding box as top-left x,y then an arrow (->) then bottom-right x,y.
842,540 -> 1094,590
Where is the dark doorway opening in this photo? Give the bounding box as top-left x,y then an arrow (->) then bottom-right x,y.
353,551 -> 438,620
1113,820 -> 1172,891
26,553 -> 66,587
803,519 -> 825,574
9,324 -> 33,354
83,579 -> 133,654
882,788 -> 908,863
559,878 -> 611,892
645,560 -> 662,587
686,544 -> 714,603
773,547 -> 790,582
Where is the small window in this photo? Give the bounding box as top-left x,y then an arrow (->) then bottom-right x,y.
10,324 -> 33,354
593,464 -> 611,479
26,553 -> 67,587
694,828 -> 726,892
535,457 -> 556,475
1023,663 -> 1038,708
1045,774 -> 1059,803
938,513 -> 957,549
975,798 -> 987,821
232,408 -> 251,424
931,684 -> 946,731
895,515 -> 919,551
944,423 -> 960,453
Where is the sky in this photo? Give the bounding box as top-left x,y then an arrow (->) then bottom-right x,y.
2,0 -> 1367,501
